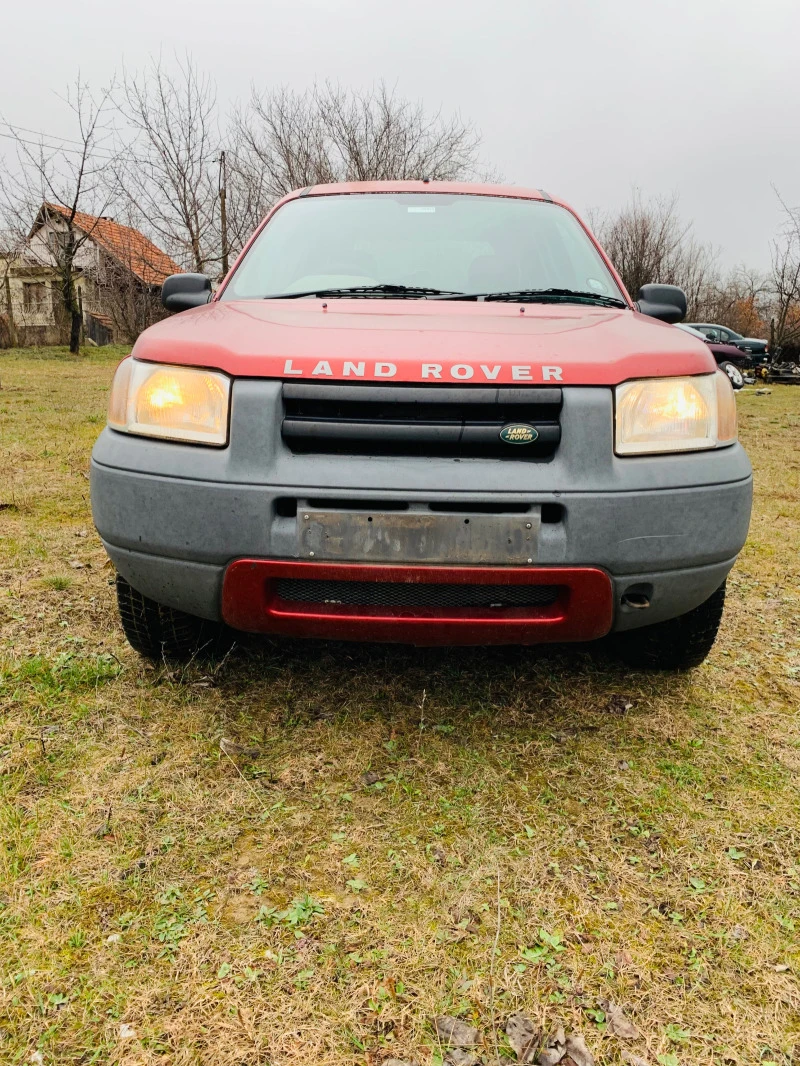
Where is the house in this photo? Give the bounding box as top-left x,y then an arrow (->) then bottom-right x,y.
1,205 -> 182,347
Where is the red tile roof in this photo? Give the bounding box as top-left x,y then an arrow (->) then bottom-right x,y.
40,204 -> 182,286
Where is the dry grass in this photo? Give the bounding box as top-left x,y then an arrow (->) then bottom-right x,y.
1,347 -> 799,1066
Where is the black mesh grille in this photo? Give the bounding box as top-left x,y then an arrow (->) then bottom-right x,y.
275,578 -> 560,609
282,383 -> 562,458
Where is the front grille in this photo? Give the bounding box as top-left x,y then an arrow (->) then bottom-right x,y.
275,578 -> 560,609
282,383 -> 562,458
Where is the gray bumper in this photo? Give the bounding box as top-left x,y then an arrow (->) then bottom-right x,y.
91,382 -> 753,635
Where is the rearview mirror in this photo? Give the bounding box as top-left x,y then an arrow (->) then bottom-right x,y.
162,273 -> 213,313
636,284 -> 687,324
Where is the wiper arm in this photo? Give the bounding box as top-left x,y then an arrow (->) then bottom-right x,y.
264,283 -> 463,299
434,287 -> 628,308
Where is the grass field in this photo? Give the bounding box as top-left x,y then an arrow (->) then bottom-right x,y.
1,346 -> 799,1066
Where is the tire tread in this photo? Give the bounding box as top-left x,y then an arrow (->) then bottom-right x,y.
614,582 -> 726,671
116,575 -> 224,662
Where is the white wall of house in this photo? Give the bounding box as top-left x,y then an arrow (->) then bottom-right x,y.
27,216 -> 101,274
1,258 -> 55,329
2,215 -> 106,338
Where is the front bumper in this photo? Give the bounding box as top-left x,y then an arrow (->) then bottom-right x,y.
221,560 -> 613,644
91,382 -> 753,645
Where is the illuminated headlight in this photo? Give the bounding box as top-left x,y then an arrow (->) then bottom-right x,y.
615,372 -> 737,455
107,359 -> 230,446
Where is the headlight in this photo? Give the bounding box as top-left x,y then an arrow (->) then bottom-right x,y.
615,372 -> 737,455
107,359 -> 230,446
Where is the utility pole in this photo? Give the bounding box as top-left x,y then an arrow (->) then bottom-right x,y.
218,151 -> 229,278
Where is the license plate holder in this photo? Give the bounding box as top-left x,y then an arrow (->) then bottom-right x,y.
298,510 -> 540,565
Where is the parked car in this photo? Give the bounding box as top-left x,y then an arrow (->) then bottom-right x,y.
677,324 -> 747,389
91,181 -> 752,671
685,322 -> 769,362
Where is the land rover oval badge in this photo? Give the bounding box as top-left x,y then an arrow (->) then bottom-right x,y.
500,423 -> 539,445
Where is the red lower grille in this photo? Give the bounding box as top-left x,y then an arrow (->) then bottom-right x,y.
221,560 -> 613,646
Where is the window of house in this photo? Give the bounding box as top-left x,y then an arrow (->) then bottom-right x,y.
48,230 -> 71,259
23,282 -> 47,311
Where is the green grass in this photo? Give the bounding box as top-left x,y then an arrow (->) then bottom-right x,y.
1,348 -> 799,1065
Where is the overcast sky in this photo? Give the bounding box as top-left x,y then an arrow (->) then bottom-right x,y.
1,0 -> 796,270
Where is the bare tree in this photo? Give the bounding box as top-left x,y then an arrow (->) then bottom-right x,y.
116,56 -> 218,274
592,190 -> 718,316
769,192 -> 800,354
91,218 -> 172,341
694,266 -> 770,337
0,80 -> 117,353
226,82 -> 483,258
0,229 -> 23,348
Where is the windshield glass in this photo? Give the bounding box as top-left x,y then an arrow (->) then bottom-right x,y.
220,193 -> 625,302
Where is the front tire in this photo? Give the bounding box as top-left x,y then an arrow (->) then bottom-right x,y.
719,361 -> 744,389
116,575 -> 228,662
613,582 -> 726,671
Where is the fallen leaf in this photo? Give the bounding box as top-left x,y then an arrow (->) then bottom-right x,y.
505,1013 -> 540,1062
434,1016 -> 479,1047
615,949 -> 634,969
606,695 -> 634,715
564,1034 -> 595,1066
539,1052 -> 565,1066
538,1026 -> 567,1065
220,737 -> 261,759
445,1051 -> 482,1066
598,999 -> 640,1039
621,1053 -> 651,1066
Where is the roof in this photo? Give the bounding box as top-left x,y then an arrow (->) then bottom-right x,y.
36,204 -> 182,286
285,180 -> 559,204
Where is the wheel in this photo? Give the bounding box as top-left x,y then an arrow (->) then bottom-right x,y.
719,361 -> 744,389
613,582 -> 726,671
116,574 -> 229,662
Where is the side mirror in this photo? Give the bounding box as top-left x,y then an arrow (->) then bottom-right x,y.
161,273 -> 212,312
635,284 -> 687,324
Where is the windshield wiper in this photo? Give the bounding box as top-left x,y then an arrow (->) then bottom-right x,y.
434,287 -> 627,308
264,283 -> 462,299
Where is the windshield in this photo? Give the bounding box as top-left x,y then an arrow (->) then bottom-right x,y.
677,324 -> 709,340
220,193 -> 626,303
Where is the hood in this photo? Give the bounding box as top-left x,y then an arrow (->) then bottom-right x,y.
132,299 -> 718,385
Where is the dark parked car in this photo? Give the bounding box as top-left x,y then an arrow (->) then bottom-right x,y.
677,325 -> 747,389
686,322 -> 769,362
